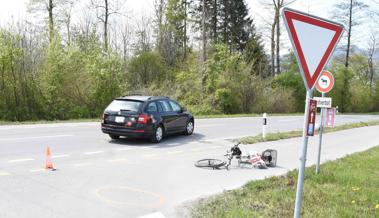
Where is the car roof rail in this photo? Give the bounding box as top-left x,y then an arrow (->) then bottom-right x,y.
146,96 -> 170,100
123,90 -> 149,97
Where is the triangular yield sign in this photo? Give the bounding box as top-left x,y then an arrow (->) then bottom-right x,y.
282,8 -> 344,90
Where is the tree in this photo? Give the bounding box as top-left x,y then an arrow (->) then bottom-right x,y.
28,0 -> 56,42
243,29 -> 269,78
191,0 -> 255,55
127,52 -> 166,88
218,0 -> 253,52
329,64 -> 354,113
165,0 -> 188,62
332,0 -> 368,68
90,0 -> 124,52
153,0 -> 167,55
260,0 -> 295,76
367,33 -> 378,93
202,0 -> 207,61
28,0 -> 75,43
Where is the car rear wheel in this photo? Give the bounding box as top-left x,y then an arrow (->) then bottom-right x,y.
151,125 -> 164,143
184,120 -> 194,135
109,134 -> 120,140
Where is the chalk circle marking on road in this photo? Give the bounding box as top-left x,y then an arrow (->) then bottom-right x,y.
95,186 -> 166,208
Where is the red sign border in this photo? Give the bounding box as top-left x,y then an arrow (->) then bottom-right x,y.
283,8 -> 344,90
316,71 -> 335,93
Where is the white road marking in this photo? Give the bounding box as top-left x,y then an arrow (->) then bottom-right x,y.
167,150 -> 183,154
52,154 -> 69,159
143,154 -> 158,158
0,134 -> 73,141
108,158 -> 128,163
137,212 -> 166,218
165,143 -> 181,146
0,172 -> 10,176
30,168 -> 46,173
84,151 -> 104,155
191,148 -> 206,152
0,122 -> 97,130
72,162 -> 93,167
196,124 -> 225,128
8,158 -> 35,163
115,147 -> 133,151
278,118 -> 299,122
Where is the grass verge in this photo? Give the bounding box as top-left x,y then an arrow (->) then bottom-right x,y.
191,146 -> 379,218
238,120 -> 379,144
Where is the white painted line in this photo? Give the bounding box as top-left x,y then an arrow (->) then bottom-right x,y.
8,158 -> 35,163
115,147 -> 133,151
167,150 -> 183,154
165,143 -> 181,146
72,162 -> 93,167
52,154 -> 69,159
0,122 -> 98,130
30,168 -> 46,173
137,212 -> 166,218
191,148 -> 206,152
84,151 -> 104,155
0,172 -> 10,176
0,134 -> 73,141
278,118 -> 299,122
143,154 -> 158,158
196,124 -> 225,128
108,158 -> 128,163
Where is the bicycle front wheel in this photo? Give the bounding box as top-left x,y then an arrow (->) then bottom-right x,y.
195,159 -> 225,169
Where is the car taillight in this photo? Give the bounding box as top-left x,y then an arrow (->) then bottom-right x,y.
137,114 -> 149,124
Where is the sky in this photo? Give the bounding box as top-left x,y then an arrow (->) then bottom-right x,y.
0,0 -> 378,52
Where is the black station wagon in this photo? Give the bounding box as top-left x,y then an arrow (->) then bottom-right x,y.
101,96 -> 194,143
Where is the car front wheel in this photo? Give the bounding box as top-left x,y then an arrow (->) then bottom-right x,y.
184,120 -> 194,135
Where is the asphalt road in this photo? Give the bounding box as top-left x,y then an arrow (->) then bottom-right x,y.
0,115 -> 379,218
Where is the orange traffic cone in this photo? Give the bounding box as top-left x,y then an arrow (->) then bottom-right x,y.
45,147 -> 55,170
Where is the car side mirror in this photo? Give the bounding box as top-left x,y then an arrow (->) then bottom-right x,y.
181,107 -> 187,112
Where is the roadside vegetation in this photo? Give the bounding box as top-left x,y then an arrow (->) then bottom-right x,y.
0,0 -> 378,122
238,120 -> 379,144
191,146 -> 379,218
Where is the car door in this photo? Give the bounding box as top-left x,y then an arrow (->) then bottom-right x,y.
157,100 -> 176,133
168,100 -> 187,132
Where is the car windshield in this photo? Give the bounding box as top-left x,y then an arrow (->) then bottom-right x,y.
105,100 -> 142,112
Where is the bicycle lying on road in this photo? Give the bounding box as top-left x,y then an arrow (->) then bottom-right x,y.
195,143 -> 277,170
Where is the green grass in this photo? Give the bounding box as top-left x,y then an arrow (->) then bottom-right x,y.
195,112 -> 379,119
191,146 -> 379,218
195,113 -> 305,119
238,120 -> 379,144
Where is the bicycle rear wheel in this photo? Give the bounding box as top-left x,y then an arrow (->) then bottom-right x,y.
195,159 -> 225,169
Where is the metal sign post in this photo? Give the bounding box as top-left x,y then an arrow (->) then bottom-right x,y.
282,8 -> 344,218
294,89 -> 312,217
315,71 -> 335,174
316,92 -> 325,174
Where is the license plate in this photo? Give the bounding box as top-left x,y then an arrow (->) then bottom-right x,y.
115,116 -> 125,123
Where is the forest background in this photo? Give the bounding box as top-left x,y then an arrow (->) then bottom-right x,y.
0,0 -> 378,121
